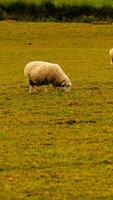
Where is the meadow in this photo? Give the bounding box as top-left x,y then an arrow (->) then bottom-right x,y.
0,21 -> 113,199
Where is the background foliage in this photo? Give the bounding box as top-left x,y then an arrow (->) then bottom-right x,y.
0,0 -> 113,21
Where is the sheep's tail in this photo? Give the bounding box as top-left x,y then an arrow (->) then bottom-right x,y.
24,68 -> 31,83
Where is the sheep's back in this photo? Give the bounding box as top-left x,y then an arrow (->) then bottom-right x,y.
24,61 -> 58,85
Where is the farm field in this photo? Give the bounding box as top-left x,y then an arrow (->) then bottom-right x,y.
0,22 -> 113,199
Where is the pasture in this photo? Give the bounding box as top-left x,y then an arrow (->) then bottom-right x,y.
0,22 -> 113,199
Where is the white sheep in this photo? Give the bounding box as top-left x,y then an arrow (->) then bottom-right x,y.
24,61 -> 72,93
109,48 -> 113,64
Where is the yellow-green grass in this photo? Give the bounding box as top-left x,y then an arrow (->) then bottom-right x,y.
0,22 -> 113,199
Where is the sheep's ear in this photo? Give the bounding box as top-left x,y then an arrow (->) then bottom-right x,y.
61,80 -> 66,86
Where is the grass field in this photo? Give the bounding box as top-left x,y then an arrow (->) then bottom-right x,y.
0,21 -> 113,199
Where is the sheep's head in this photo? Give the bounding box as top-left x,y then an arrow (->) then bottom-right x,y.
64,81 -> 72,92
53,71 -> 72,91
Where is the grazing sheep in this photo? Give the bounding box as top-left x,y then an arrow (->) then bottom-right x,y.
24,61 -> 72,93
109,48 -> 113,64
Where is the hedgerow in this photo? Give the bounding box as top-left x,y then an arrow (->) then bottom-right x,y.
0,0 -> 113,22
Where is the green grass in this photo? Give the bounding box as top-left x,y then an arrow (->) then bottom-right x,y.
0,22 -> 113,199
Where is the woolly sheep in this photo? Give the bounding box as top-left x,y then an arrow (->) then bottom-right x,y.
24,61 -> 72,93
109,48 -> 113,64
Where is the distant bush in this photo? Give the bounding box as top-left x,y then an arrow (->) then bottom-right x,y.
0,0 -> 113,22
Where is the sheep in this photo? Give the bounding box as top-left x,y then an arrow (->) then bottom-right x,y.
109,48 -> 113,64
24,61 -> 72,93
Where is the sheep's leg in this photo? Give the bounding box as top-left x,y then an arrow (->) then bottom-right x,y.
44,86 -> 48,93
29,85 -> 34,94
111,57 -> 113,64
28,79 -> 35,93
110,56 -> 113,64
